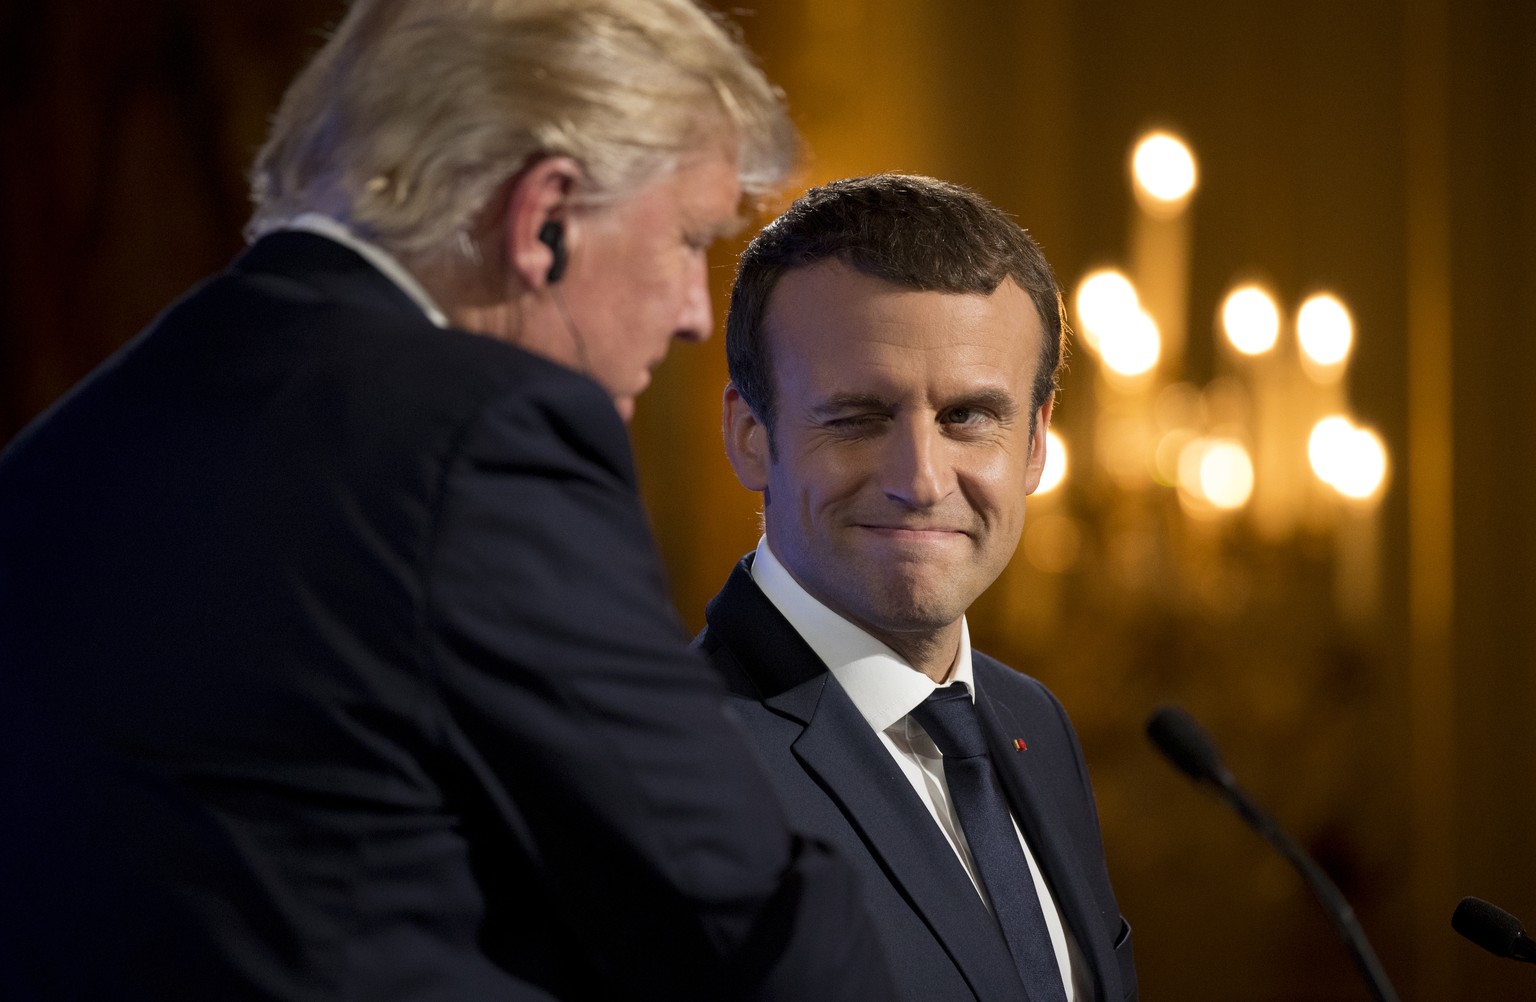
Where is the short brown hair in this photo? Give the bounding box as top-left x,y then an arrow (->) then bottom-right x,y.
727,173 -> 1067,442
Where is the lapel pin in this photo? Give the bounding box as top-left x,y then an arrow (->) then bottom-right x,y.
1013,738 -> 1027,752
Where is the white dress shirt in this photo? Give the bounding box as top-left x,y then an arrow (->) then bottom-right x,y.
277,213 -> 452,330
751,537 -> 1086,1000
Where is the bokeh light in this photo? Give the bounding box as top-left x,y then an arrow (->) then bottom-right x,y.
1074,270 -> 1139,354
1309,416 -> 1388,500
1132,132 -> 1198,205
1177,437 -> 1254,512
1297,293 -> 1353,368
1036,429 -> 1067,494
1198,440 -> 1255,510
1099,309 -> 1161,377
1222,285 -> 1281,356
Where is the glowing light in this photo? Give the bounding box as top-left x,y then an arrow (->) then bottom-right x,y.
1297,294 -> 1353,367
1309,417 -> 1355,487
1036,430 -> 1067,494
1074,270 -> 1139,353
1099,309 -> 1161,377
1177,437 -> 1254,512
1198,440 -> 1255,510
1222,286 -> 1281,355
1337,427 -> 1387,499
1309,416 -> 1388,500
1132,132 -> 1198,205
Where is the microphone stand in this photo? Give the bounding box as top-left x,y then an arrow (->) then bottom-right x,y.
1210,771 -> 1400,1002
1148,706 -> 1401,1002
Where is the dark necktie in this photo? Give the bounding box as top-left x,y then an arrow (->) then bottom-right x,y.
911,686 -> 1069,1002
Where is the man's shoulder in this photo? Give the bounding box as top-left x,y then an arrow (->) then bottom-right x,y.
693,616 -> 772,702
2,238 -> 630,522
970,652 -> 1079,728
972,651 -> 1051,700
209,238 -> 569,394
182,236 -> 625,455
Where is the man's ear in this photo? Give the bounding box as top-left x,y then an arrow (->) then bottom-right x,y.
1023,394 -> 1055,495
503,156 -> 583,291
723,383 -> 771,491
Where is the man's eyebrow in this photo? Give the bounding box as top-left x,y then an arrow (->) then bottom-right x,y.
811,393 -> 890,418
945,388 -> 1020,416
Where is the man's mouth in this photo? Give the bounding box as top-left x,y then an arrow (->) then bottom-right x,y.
857,524 -> 969,541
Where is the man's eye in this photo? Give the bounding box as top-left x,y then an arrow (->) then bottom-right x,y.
944,407 -> 990,425
825,414 -> 883,431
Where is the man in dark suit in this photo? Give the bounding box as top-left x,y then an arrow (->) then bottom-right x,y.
0,2 -> 895,999
698,174 -> 1137,1001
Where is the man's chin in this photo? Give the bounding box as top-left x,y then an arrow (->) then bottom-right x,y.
849,591 -> 968,641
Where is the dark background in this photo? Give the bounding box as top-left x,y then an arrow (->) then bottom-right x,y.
4,1 -> 1533,997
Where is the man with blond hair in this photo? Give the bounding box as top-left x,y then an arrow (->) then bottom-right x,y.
0,2 -> 894,998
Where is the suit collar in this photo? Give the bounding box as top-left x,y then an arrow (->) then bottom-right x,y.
749,537 -> 977,733
281,214 -> 450,327
230,230 -> 438,330
703,557 -> 825,701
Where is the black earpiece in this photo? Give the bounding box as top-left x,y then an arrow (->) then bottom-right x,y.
537,221 -> 567,284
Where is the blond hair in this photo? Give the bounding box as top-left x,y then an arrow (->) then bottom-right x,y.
248,0 -> 794,260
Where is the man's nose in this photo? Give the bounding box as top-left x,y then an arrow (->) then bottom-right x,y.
881,420 -> 952,509
674,254 -> 713,343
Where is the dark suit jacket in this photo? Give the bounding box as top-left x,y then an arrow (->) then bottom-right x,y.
0,234 -> 893,1001
696,557 -> 1137,1002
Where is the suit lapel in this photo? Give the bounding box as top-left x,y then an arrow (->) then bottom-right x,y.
767,676 -> 1028,1001
977,687 -> 1121,1002
704,560 -> 1026,1001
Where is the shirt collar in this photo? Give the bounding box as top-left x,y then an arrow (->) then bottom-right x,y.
278,213 -> 451,329
749,536 -> 974,733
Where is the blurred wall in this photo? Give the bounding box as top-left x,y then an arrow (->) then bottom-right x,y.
3,1 -> 1533,998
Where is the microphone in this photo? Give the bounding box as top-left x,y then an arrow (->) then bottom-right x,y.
1452,896 -> 1536,963
1146,705 -> 1401,1002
